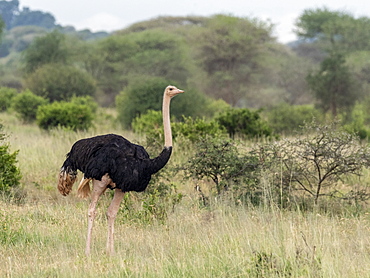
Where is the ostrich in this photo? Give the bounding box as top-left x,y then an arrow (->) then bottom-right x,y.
57,85 -> 184,255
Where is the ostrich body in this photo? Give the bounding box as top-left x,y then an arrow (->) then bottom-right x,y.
57,85 -> 184,255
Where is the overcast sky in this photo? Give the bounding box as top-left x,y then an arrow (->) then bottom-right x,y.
19,0 -> 370,43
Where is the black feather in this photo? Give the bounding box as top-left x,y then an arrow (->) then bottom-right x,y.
61,134 -> 172,192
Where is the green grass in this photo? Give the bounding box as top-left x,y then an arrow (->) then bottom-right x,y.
1,112 -> 370,277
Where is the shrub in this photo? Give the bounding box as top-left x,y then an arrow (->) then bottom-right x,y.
257,121 -> 370,205
182,136 -> 259,196
11,90 -> 48,122
0,87 -> 17,111
70,95 -> 98,113
36,101 -> 93,131
265,103 -> 322,134
173,116 -> 226,142
0,124 -> 22,195
216,108 -> 272,139
25,64 -> 96,102
116,77 -> 209,128
132,111 -> 226,148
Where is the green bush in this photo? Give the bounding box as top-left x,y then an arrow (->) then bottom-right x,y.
116,77 -> 209,128
11,90 -> 48,122
132,111 -> 226,148
25,64 -> 96,102
182,136 -> 259,196
36,101 -> 94,131
265,103 -> 322,134
70,95 -> 98,113
216,108 -> 272,139
0,87 -> 17,111
173,116 -> 226,142
0,124 -> 21,195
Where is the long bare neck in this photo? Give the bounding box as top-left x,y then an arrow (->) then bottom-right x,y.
162,93 -> 172,148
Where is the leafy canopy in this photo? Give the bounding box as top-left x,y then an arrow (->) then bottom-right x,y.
25,64 -> 96,102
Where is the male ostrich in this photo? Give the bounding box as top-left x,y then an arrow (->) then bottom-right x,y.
57,85 -> 184,255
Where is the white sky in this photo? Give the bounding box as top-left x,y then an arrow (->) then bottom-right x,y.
19,0 -> 370,43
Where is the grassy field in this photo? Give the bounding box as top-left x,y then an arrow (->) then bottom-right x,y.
1,112 -> 370,277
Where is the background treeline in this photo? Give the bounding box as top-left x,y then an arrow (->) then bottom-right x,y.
0,4 -> 370,136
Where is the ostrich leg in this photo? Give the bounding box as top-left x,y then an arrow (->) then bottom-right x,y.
106,189 -> 126,255
85,179 -> 107,255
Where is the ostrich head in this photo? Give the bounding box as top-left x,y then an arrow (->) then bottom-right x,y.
165,85 -> 184,98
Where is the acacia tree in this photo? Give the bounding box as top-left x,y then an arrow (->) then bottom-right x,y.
22,30 -> 69,74
194,15 -> 274,106
258,121 -> 370,205
295,7 -> 370,52
306,52 -> 358,117
25,64 -> 96,102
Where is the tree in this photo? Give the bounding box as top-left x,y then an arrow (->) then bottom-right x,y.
22,30 -> 69,74
295,7 -> 350,41
182,136 -> 258,195
258,121 -> 370,205
25,64 -> 96,102
0,0 -> 19,29
11,7 -> 55,29
306,52 -> 359,117
265,103 -> 321,134
0,87 -> 17,111
92,29 -> 191,105
216,108 -> 272,139
295,7 -> 370,52
194,15 -> 274,106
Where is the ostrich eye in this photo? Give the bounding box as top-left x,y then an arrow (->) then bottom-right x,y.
169,88 -> 173,91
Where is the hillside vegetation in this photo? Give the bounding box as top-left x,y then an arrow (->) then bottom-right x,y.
1,4 -> 370,277
1,112 -> 370,277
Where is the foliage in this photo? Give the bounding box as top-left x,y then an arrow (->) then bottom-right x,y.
306,52 -> 359,117
120,180 -> 183,225
0,0 -> 55,30
0,123 -> 21,195
69,95 -> 98,114
342,99 -> 370,139
257,121 -> 370,205
195,14 -> 275,105
11,90 -> 47,122
265,103 -> 322,134
22,30 -> 69,74
182,136 -> 259,195
11,7 -> 55,29
132,110 -> 226,149
90,29 -> 191,104
173,116 -> 226,142
0,87 -> 17,111
25,63 -> 96,102
216,108 -> 272,139
0,26 -> 47,57
272,54 -> 314,105
295,7 -> 370,52
116,77 -> 207,128
36,101 -> 94,131
0,15 -> 4,41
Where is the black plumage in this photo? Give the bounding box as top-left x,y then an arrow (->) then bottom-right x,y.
60,133 -> 172,193
57,85 -> 184,255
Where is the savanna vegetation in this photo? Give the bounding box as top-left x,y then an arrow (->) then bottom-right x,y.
0,2 -> 370,277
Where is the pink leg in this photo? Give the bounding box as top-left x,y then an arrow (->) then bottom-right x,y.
85,179 -> 107,256
106,189 -> 125,255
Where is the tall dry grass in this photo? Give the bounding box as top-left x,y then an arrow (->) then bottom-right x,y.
1,112 -> 370,277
